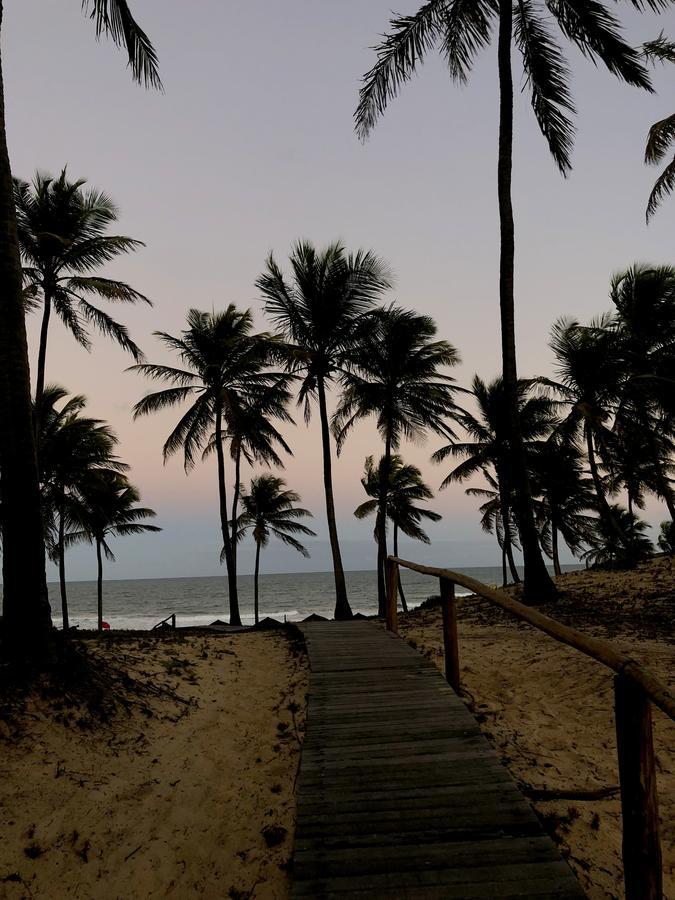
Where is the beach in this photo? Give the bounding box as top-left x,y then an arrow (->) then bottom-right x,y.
1,560 -> 673,899
0,630 -> 307,900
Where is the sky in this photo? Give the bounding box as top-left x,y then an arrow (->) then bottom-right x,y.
4,1 -> 675,580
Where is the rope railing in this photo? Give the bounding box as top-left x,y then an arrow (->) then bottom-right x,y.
385,554 -> 673,900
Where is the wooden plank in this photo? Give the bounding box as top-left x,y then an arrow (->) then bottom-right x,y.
292,620 -> 585,899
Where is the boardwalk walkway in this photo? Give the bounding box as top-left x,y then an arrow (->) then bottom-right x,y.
292,620 -> 585,899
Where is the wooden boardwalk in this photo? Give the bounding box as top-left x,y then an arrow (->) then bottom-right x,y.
292,621 -> 585,899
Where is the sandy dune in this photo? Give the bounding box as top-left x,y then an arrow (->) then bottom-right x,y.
0,630 -> 307,900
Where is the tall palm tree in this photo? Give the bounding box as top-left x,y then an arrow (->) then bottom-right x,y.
37,385 -> 126,630
354,454 -> 441,612
0,0 -> 159,658
67,470 -> 160,632
257,240 -> 392,620
15,169 -> 150,423
334,305 -> 459,614
237,475 -> 315,625
131,307 -> 282,626
434,376 -> 557,590
356,0 -> 657,604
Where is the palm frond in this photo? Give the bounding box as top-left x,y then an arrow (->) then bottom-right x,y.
82,0 -> 162,89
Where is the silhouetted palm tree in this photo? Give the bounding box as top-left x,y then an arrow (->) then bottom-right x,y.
544,317 -> 628,544
334,305 -> 458,614
435,376 -> 556,590
0,0 -> 159,657
15,169 -> 150,423
530,439 -> 598,577
68,470 -> 160,632
355,454 -> 441,612
465,479 -> 521,587
131,307 -> 281,627
257,240 -> 391,620
37,386 -> 126,630
581,504 -> 652,569
356,0 -> 655,603
237,475 -> 315,625
609,264 -> 675,520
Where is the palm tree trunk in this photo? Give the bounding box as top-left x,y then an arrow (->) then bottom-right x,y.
230,440 -> 242,578
254,539 -> 261,626
0,2 -> 53,659
585,426 -> 627,545
34,292 -> 52,436
215,407 -> 241,626
497,472 -> 521,584
96,538 -> 104,632
58,507 -> 69,632
393,522 -> 408,613
497,0 -> 555,604
501,542 -> 508,587
551,522 -> 562,578
376,433 -> 392,617
316,376 -> 351,620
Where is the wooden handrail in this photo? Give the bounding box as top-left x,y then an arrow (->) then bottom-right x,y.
389,556 -> 675,722
152,613 -> 176,630
387,554 -> 672,900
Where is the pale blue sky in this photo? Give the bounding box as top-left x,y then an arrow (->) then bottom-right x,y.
5,1 -> 675,578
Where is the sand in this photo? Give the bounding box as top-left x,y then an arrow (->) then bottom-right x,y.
399,556 -> 675,900
0,629 -> 307,900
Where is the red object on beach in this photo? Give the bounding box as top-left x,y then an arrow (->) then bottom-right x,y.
101,621 -> 111,630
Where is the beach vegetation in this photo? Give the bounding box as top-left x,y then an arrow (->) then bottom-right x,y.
0,0 -> 159,662
334,305 -> 459,614
64,469 -> 160,632
356,0 -> 662,604
257,240 -> 392,620
14,169 -> 150,427
131,307 -> 288,626
354,455 -> 441,611
237,475 -> 315,625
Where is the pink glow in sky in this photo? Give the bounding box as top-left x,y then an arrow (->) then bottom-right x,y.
5,1 -> 675,578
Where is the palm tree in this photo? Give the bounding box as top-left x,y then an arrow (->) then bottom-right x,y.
131,307 -> 282,626
544,316 -> 628,545
609,264 -> 675,521
257,240 -> 392,620
237,475 -> 315,625
203,378 -> 295,584
15,169 -> 150,423
582,504 -> 653,569
355,0 -> 656,604
530,439 -> 598,577
354,454 -> 441,612
0,0 -> 159,658
465,480 -> 521,587
334,305 -> 459,614
68,470 -> 160,632
434,376 -> 557,589
37,386 -> 126,631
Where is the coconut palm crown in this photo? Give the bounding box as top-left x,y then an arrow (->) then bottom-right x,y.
15,169 -> 150,421
257,240 -> 392,620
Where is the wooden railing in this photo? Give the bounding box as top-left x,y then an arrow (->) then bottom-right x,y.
151,613 -> 176,630
385,555 -> 674,900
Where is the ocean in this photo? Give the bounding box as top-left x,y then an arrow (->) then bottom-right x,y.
47,566 -> 581,630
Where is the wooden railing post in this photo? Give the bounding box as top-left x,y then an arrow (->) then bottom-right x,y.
614,675 -> 662,900
440,577 -> 460,692
385,558 -> 398,633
